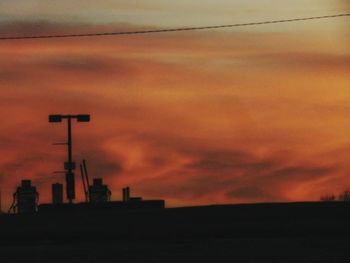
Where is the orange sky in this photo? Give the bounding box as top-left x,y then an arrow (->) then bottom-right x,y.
0,1 -> 349,208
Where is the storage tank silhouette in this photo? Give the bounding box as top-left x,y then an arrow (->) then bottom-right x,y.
122,187 -> 130,201
52,183 -> 63,204
10,180 -> 39,214
89,178 -> 111,203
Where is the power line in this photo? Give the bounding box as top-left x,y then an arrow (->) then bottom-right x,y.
0,13 -> 349,41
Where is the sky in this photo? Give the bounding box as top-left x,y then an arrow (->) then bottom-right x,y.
0,1 -> 349,208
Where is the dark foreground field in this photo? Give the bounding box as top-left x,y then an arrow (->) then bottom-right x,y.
1,202 -> 350,262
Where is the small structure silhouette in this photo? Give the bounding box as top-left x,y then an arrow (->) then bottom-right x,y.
122,187 -> 130,201
339,190 -> 350,201
9,180 -> 39,214
320,194 -> 336,201
52,183 -> 63,204
89,178 -> 111,203
123,187 -> 142,202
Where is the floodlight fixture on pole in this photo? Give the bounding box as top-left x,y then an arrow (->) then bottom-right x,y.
48,114 -> 90,203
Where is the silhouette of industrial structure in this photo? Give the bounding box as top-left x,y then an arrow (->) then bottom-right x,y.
89,178 -> 112,203
49,114 -> 90,203
8,180 -> 39,214
6,114 -> 165,214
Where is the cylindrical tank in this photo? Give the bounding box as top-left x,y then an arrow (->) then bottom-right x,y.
52,183 -> 63,204
15,180 -> 39,213
122,187 -> 130,202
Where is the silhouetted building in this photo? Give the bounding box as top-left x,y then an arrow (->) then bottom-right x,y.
89,178 -> 111,203
11,180 -> 39,214
52,183 -> 63,204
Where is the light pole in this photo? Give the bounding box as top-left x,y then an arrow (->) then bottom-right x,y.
49,114 -> 90,203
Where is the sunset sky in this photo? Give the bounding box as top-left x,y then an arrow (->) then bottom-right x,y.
0,1 -> 349,208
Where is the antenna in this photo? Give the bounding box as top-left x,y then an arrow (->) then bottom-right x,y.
80,163 -> 88,202
82,160 -> 91,189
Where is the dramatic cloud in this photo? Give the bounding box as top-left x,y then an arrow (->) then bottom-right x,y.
0,15 -> 349,208
132,140 -> 339,205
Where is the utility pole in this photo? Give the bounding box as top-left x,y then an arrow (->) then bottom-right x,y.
49,114 -> 90,203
